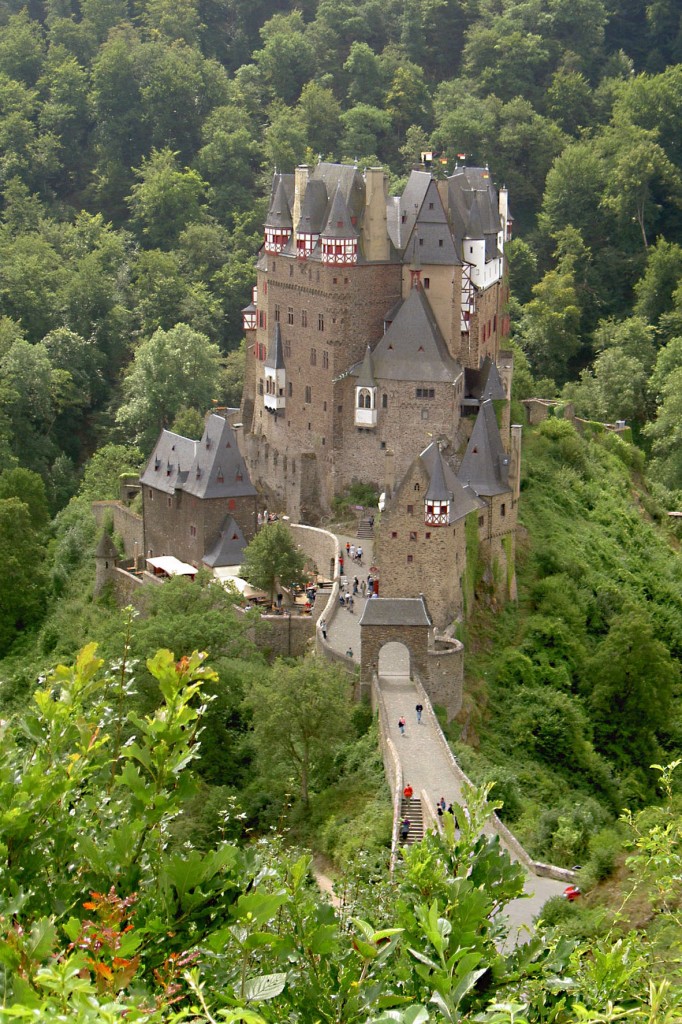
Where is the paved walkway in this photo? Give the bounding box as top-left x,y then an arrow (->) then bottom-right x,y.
325,531 -> 568,943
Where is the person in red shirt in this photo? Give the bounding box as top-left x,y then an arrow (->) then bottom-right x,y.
403,784 -> 413,799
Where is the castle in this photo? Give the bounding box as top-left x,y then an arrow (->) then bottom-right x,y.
238,161 -> 520,628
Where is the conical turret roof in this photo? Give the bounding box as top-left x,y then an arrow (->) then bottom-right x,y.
265,174 -> 293,229
321,184 -> 357,239
356,346 -> 376,388
265,323 -> 285,371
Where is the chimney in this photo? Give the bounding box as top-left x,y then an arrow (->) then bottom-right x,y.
293,165 -> 311,247
510,424 -> 522,503
362,167 -> 389,262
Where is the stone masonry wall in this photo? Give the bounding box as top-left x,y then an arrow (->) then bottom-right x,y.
374,460 -> 469,629
92,501 -> 143,559
142,488 -> 257,564
426,637 -> 464,720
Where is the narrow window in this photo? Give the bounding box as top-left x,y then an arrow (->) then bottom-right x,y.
407,554 -> 414,564
305,385 -> 312,403
311,348 -> 317,366
410,531 -> 417,541
391,531 -> 398,539
382,393 -> 388,408
274,304 -> 280,322
407,504 -> 414,514
287,306 -> 294,324
318,313 -> 324,331
323,350 -> 329,368
501,503 -> 506,517
302,309 -> 308,327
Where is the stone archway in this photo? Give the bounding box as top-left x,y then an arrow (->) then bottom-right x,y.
359,597 -> 432,695
378,641 -> 410,677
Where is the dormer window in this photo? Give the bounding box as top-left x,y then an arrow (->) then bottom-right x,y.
216,470 -> 224,483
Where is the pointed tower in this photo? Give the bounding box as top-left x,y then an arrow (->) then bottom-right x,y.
264,175 -> 293,253
423,445 -> 454,526
321,185 -> 358,265
355,346 -> 377,428
264,323 -> 286,414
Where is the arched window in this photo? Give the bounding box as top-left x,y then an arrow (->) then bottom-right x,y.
358,388 -> 372,409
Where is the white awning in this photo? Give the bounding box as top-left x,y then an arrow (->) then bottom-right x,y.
212,567 -> 268,600
146,556 -> 197,577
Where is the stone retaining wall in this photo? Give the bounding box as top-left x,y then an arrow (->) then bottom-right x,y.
92,501 -> 143,558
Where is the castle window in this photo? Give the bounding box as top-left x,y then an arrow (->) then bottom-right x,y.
167,497 -> 172,507
391,531 -> 397,538
419,238 -> 424,246
414,483 -> 420,491
289,264 -> 293,276
429,202 -> 434,210
323,401 -> 327,411
424,277 -> 430,289
323,350 -> 328,368
287,307 -> 294,324
478,515 -> 484,527
318,313 -> 324,331
421,409 -> 429,420
382,394 -> 387,408
407,554 -> 414,564
148,489 -> 153,499
333,277 -> 337,284
501,503 -> 506,516
311,347 -> 317,366
425,531 -> 431,539
284,339 -> 291,358
258,381 -> 263,395
258,311 -> 266,328
401,213 -> 406,223
358,388 -> 372,409
410,531 -> 417,541
288,382 -> 293,396
305,385 -> 312,403
416,388 -> 435,399
380,440 -> 386,449
322,437 -> 325,445
274,304 -> 280,322
438,239 -> 443,247
301,309 -> 307,327
407,504 -> 413,513
190,525 -> 197,537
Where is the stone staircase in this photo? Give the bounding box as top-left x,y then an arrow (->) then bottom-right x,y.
399,797 -> 424,845
357,517 -> 374,539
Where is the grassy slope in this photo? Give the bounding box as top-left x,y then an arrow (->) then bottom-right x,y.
451,418 -> 682,871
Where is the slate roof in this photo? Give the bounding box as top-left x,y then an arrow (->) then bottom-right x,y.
464,358 -> 507,401
458,399 -> 511,496
391,170 -> 432,250
141,415 -> 257,500
405,180 -> 460,266
321,185 -> 357,239
356,345 -> 376,388
297,179 -> 328,234
420,442 -> 484,519
359,596 -> 432,627
265,323 -> 285,370
265,174 -> 293,229
369,285 -> 462,383
202,516 -> 247,568
447,167 -> 501,259
140,430 -> 197,496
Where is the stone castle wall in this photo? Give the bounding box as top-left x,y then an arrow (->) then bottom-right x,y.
92,501 -> 143,559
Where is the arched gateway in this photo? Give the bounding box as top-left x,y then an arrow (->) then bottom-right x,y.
359,597 -> 432,694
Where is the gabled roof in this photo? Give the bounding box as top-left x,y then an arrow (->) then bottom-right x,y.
370,284 -> 462,383
202,516 -> 247,568
321,185 -> 357,239
458,399 -> 510,496
394,170 -> 432,250
142,415 -> 257,500
265,174 -> 293,229
447,167 -> 501,255
182,414 -> 257,499
140,430 -> 197,495
356,345 -> 376,388
420,442 -> 484,519
359,596 -> 432,627
313,161 -> 365,219
404,180 -> 460,266
265,323 -> 285,371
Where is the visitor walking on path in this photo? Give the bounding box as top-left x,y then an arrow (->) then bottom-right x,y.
320,619 -> 327,641
403,783 -> 413,799
415,703 -> 423,724
398,716 -> 406,736
400,817 -> 410,842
